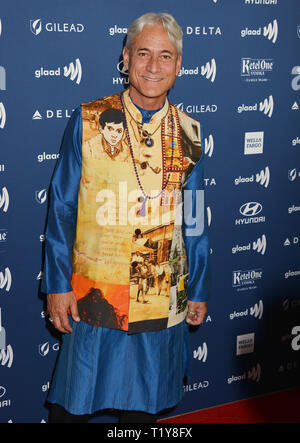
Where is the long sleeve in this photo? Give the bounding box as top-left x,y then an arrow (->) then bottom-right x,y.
182,134 -> 210,303
41,107 -> 82,294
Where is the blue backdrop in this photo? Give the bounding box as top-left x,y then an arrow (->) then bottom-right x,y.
1,0 -> 300,423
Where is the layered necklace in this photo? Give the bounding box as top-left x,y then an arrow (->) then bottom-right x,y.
122,96 -> 169,148
120,91 -> 175,217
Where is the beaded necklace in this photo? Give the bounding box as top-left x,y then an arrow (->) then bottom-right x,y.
122,96 -> 169,147
120,92 -> 175,217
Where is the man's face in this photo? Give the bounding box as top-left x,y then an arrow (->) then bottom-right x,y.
123,25 -> 182,109
101,122 -> 124,146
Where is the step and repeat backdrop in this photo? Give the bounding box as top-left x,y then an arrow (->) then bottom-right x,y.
1,0 -> 300,423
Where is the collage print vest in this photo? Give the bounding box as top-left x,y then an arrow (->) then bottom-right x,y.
71,89 -> 203,334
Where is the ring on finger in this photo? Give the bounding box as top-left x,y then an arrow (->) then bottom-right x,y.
188,310 -> 196,315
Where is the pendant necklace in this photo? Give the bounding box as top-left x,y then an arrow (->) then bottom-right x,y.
122,97 -> 169,148
120,92 -> 175,216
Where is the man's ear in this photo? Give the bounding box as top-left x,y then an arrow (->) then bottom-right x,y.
122,46 -> 130,71
176,55 -> 182,76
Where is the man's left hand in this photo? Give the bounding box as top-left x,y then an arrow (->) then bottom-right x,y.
186,301 -> 208,326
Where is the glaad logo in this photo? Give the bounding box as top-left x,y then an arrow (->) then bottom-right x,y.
234,166 -> 270,188
35,59 -> 82,85
227,364 -> 261,385
256,167 -> 270,187
260,95 -> 274,117
30,19 -> 84,35
37,152 -> 60,163
0,346 -> 13,368
0,102 -> 6,128
193,343 -> 208,362
0,267 -> 11,292
0,187 -> 9,212
35,189 -> 47,204
288,204 -> 300,214
285,269 -> 300,279
229,300 -> 263,320
201,58 -> 216,82
241,19 -> 278,43
292,137 -> 300,147
253,235 -> 267,254
232,234 -> 267,255
108,25 -> 127,36
263,19 -> 278,43
64,59 -> 82,84
237,95 -> 274,118
291,66 -> 300,91
250,300 -> 264,319
204,135 -> 214,157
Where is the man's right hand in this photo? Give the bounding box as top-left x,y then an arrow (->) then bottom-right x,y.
47,291 -> 80,333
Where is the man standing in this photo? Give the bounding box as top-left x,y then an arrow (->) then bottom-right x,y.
43,12 -> 209,423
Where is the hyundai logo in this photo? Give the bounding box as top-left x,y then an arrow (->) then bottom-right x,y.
240,202 -> 262,217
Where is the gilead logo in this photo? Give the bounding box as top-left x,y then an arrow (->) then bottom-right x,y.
30,19 -> 84,35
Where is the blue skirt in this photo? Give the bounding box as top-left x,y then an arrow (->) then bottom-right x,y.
47,319 -> 189,415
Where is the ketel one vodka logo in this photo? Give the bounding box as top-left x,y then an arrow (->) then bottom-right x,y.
34,59 -> 82,85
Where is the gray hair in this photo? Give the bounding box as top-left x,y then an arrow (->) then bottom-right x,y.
126,12 -> 183,56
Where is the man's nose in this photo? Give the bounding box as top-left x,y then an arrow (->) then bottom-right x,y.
146,56 -> 161,73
